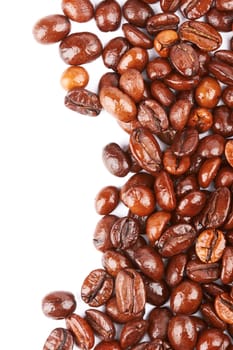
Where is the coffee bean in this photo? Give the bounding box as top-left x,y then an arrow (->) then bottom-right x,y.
42,291 -> 76,319
66,313 -> 95,350
85,309 -> 116,341
33,15 -> 71,44
43,328 -> 74,350
64,88 -> 102,116
62,0 -> 94,22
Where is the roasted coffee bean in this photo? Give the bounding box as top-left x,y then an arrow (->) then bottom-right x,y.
61,0 -> 94,22
196,328 -> 230,350
148,307 -> 172,340
59,32 -> 102,65
122,23 -> 153,49
94,0 -> 121,32
94,341 -> 121,350
165,253 -> 187,287
122,0 -> 154,27
146,211 -> 171,245
150,81 -> 175,107
180,0 -> 213,19
42,291 -> 76,319
188,107 -> 213,132
190,316 -> 207,333
197,134 -> 225,158
215,293 -> 233,325
131,339 -> 173,350
100,86 -> 137,122
160,0 -> 181,12
66,313 -> 95,350
134,246 -> 164,281
102,249 -> 133,277
119,69 -> 145,103
168,315 -> 197,350
186,259 -> 220,283
208,58 -> 233,86
225,139 -> 233,167
115,268 -> 146,315
137,99 -> 169,134
157,224 -> 196,257
221,246 -> 233,284
43,328 -> 74,350
129,127 -> 162,175
102,142 -> 131,177
120,319 -> 148,349
33,14 -> 71,44
222,86 -> 233,108
170,280 -> 203,314
105,296 -> 144,323
110,216 -> 140,249
164,72 -> 200,90
60,66 -> 89,91
85,309 -> 116,341
169,99 -> 192,130
93,215 -> 117,252
154,170 -> 176,212
102,36 -> 130,71
179,21 -> 222,51
95,186 -> 119,215
117,47 -> 149,74
195,76 -> 221,108
198,157 -> 221,188
121,172 -> 155,192
81,269 -> 114,306
153,30 -> 179,57
146,57 -> 172,80
171,128 -> 199,157
98,72 -> 120,91
175,174 -> 198,197
143,277 -> 170,306
200,303 -> 227,330
146,13 -> 180,34
163,148 -> 191,176
215,166 -> 233,188
64,88 -> 102,116
176,190 -> 206,217
206,7 -> 233,32
169,43 -> 199,76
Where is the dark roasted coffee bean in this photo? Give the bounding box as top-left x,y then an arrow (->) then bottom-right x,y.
148,307 -> 172,340
117,47 -> 149,74
186,259 -> 220,283
122,0 -> 154,27
160,0 -> 181,12
176,190 -> 206,217
122,23 -> 153,49
188,107 -> 213,133
120,319 -> 148,349
221,246 -> 233,284
146,211 -> 171,245
208,58 -> 233,85
119,68 -> 145,103
154,170 -> 176,211
102,142 -> 131,177
163,148 -> 191,176
216,0 -> 233,11
60,32 -> 102,65
180,0 -> 213,19
150,81 -> 175,107
134,246 -> 164,281
146,13 -> 180,34
215,293 -> 233,325
33,15 -> 71,44
197,134 -> 225,158
165,253 -> 187,287
143,276 -> 170,306
146,57 -> 172,80
85,309 -> 116,341
93,215 -> 118,252
171,128 -> 199,156
110,216 -> 140,249
222,86 -> 233,108
206,8 -> 233,32
98,72 -> 120,92
102,36 -> 130,71
102,250 -> 133,277
64,88 -> 102,116
137,99 -> 169,134
95,186 -> 119,215
200,303 -> 227,330
62,0 -> 94,22
66,313 -> 94,350
169,43 -> 199,76
164,72 -> 200,90
81,269 -> 114,306
195,76 -> 221,108
42,291 -> 76,319
198,157 -> 221,188
43,328 -> 74,350
94,0 -> 121,32
94,340 -> 121,350
105,296 -> 144,323
168,315 -> 197,350
196,328 -> 230,350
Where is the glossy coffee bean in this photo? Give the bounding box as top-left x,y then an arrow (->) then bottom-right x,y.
208,58 -> 233,86
195,229 -> 226,263
221,246 -> 233,284
102,142 -> 131,177
198,156 -> 221,188
119,69 -> 144,103
175,174 -> 198,198
170,128 -> 199,156
110,216 -> 140,249
200,303 -> 227,330
222,86 -> 233,108
122,23 -> 153,49
134,246 -> 164,281
95,186 -> 119,215
212,105 -> 233,137
215,293 -> 233,325
93,215 -> 117,252
195,76 -> 221,108
59,32 -> 102,65
64,88 -> 102,116
176,190 -> 206,217
122,0 -> 154,27
66,313 -> 95,350
216,0 -> 233,11
163,148 -> 191,176
150,81 -> 175,107
95,0 -> 121,32
186,259 -> 220,283
169,99 -> 192,130
85,309 -> 116,341
154,170 -> 176,212
146,13 -> 180,34
148,307 -> 172,340
197,134 -> 225,158
121,184 -> 156,216
206,7 -> 233,32
81,269 -> 114,306
98,72 -> 120,91
180,0 -> 213,19
146,57 -> 172,80
196,328 -> 231,350
225,139 -> 233,167
102,36 -> 130,71
60,66 -> 89,91
42,291 -> 76,319
153,30 -> 179,57
164,72 -> 200,91
117,47 -> 149,74
33,14 -> 71,44
215,166 -> 233,188
169,43 -> 199,76
105,296 -> 144,324
165,253 -> 187,287
168,315 -> 197,350
102,250 -> 133,277
137,99 -> 169,134
43,328 -> 74,350
146,211 -> 171,245
188,107 -> 213,133
170,280 -> 203,314
61,0 -> 94,22
120,319 -> 148,349
94,341 -> 121,350
143,276 -> 170,306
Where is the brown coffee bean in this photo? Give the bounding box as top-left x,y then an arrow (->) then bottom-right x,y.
169,99 -> 192,130
153,30 -> 179,57
102,36 -> 130,71
102,142 -> 131,177
163,148 -> 191,176
200,303 -> 227,330
170,280 -> 203,314
43,328 -> 74,350
146,211 -> 171,245
59,32 -> 102,65
117,47 -> 149,74
94,341 -> 121,350
215,166 -> 233,188
195,229 -> 226,263
119,69 -> 145,103
95,186 -> 119,215
42,291 -> 76,319
188,107 -> 213,132
129,127 -> 162,175
165,253 -> 187,287
186,259 -> 220,283
195,76 -> 221,108
131,339 -> 173,350
164,72 -> 200,90
148,307 -> 172,340
225,139 -> 233,167
175,174 -> 198,198
81,269 -> 114,306
122,23 -> 153,49
85,309 -> 116,341
102,249 -> 133,277
95,0 -> 121,32
60,66 -> 89,91
93,215 -> 117,252
105,296 -> 144,324
222,86 -> 233,108
168,315 -> 197,350
221,246 -> 233,284
146,57 -> 172,80
61,0 -> 94,22
146,13 -> 180,34
134,246 -> 164,281
150,81 -> 175,107
66,313 -> 95,350
179,20 -> 222,51
157,224 -> 196,257
64,88 -> 102,116
206,7 -> 233,32
122,0 -> 154,27
100,86 -> 137,123
154,170 -> 176,211
176,190 -> 207,217
196,328 -> 230,350
33,14 -> 71,44
212,105 -> 233,137
137,99 -> 169,134
197,134 -> 225,158
120,319 -> 148,349
121,184 -> 156,216
180,0 -> 213,19
215,293 -> 233,324
198,156 -> 222,188
115,268 -> 146,315
169,43 -> 199,76
171,128 -> 199,157
208,58 -> 233,86
110,216 -> 140,249
143,277 -> 170,306
98,72 -> 120,92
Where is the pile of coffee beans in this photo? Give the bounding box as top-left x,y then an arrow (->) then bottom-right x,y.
33,0 -> 233,349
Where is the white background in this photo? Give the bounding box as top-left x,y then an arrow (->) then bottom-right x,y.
0,0 -> 232,349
